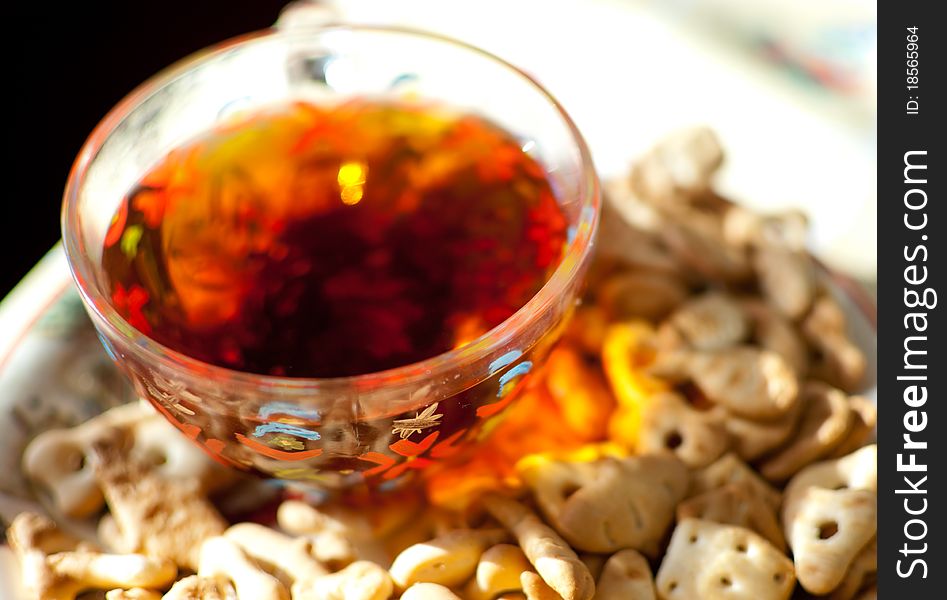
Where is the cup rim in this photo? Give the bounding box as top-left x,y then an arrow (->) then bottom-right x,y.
61,23 -> 600,390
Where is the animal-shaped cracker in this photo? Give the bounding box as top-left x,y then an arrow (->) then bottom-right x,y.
400,583 -> 464,600
782,487 -> 876,595
689,453 -> 781,512
224,523 -> 328,588
783,444 -> 877,512
666,292 -> 748,351
754,246 -> 815,320
197,536 -> 289,600
518,454 -> 689,555
655,519 -> 795,600
276,500 -> 364,568
21,403 -> 231,519
827,537 -> 876,600
636,392 -> 729,468
802,295 -> 867,392
740,298 -> 809,377
91,432 -> 227,570
598,271 -> 689,321
389,529 -> 509,589
6,512 -> 176,600
628,127 -> 724,203
162,575 -> 233,600
715,404 -> 799,462
465,544 -> 531,600
594,549 -> 656,600
760,382 -> 853,482
676,482 -> 785,551
681,346 -> 800,420
828,398 -> 876,459
293,561 -> 393,600
105,589 -> 161,600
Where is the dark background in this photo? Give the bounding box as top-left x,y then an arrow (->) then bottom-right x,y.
3,0 -> 288,296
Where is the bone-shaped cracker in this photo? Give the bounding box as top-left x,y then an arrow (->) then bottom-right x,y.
483,494 -> 595,600
293,561 -> 393,600
198,536 -> 289,600
91,432 -> 227,570
6,512 -> 176,600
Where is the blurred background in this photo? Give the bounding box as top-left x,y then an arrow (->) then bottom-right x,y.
3,0 -> 876,298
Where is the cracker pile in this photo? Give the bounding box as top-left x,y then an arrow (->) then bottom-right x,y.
7,129 -> 876,600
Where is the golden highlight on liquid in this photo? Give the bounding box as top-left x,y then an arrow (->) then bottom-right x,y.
102,99 -> 568,377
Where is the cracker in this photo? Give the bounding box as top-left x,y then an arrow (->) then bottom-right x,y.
598,271 -> 689,322
655,519 -> 794,600
827,398 -> 876,459
400,582 -> 464,600
690,453 -> 781,512
636,392 -> 729,468
483,494 -> 595,600
760,382 -> 853,482
521,570 -> 566,600
198,536 -> 288,600
91,432 -> 226,570
685,346 -> 799,420
782,488 -> 876,595
628,126 -> 724,202
676,482 -> 785,551
716,402 -> 799,462
783,444 -> 877,514
466,544 -> 531,600
740,298 -> 809,377
827,537 -> 876,600
518,454 -> 689,556
389,529 -> 509,589
667,292 -> 749,351
802,295 -> 867,393
594,549 -> 655,600
754,246 -> 815,320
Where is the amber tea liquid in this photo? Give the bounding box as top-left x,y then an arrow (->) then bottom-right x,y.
103,100 -> 566,377
101,99 -> 568,482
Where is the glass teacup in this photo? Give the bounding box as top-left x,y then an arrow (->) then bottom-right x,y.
62,24 -> 599,488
